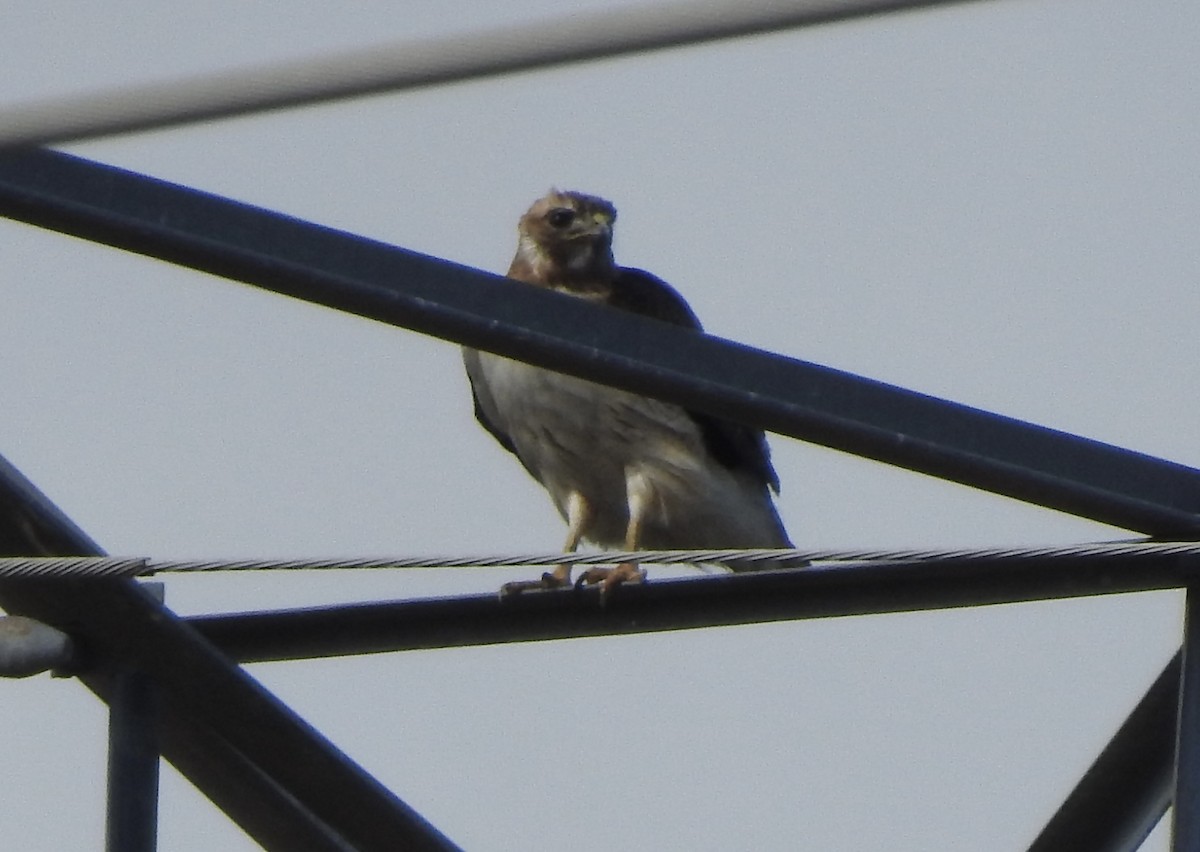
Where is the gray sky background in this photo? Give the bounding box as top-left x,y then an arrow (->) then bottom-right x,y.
1,1 -> 1197,849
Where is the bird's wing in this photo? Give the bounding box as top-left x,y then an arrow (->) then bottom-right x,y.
610,267 -> 783,494
608,266 -> 705,330
462,347 -> 543,481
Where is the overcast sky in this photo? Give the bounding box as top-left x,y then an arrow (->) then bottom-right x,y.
1,1 -> 1197,849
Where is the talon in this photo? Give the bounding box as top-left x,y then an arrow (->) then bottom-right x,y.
574,562 -> 646,598
499,565 -> 573,598
574,566 -> 613,588
606,562 -> 647,591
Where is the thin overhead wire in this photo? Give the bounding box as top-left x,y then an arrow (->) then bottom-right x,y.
0,540 -> 1197,578
0,0 -> 990,148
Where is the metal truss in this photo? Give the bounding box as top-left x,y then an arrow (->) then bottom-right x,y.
1,144 -> 1198,851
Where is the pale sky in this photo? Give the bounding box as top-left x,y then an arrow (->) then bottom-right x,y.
1,1 -> 1197,849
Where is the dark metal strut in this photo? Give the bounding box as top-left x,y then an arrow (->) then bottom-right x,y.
0,455 -> 460,852
0,147 -> 1198,537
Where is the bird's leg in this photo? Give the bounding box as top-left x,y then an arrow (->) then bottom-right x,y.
500,492 -> 589,596
576,474 -> 648,595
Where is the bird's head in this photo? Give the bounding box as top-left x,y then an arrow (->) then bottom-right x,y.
511,190 -> 618,288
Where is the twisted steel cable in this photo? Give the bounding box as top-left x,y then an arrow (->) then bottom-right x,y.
1,540 -> 1198,579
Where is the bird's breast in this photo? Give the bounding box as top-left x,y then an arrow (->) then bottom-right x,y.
475,354 -> 699,495
473,352 -> 790,550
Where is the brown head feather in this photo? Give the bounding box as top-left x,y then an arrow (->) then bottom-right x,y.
508,190 -> 618,292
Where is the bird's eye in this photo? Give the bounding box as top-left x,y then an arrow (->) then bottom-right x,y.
547,208 -> 575,229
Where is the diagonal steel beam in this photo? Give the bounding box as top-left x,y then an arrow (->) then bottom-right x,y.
0,454 -> 460,851
79,657 -> 360,851
1027,652 -> 1177,852
1,147 -> 1199,538
0,579 -> 459,852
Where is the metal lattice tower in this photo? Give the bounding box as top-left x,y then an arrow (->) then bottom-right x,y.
0,2 -> 1195,850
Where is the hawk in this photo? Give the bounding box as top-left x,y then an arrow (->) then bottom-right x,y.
463,190 -> 791,593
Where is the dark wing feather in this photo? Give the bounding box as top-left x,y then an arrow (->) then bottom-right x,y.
462,347 -> 540,480
609,268 -> 782,494
608,267 -> 704,330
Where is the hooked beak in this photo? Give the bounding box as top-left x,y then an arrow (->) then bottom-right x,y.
587,214 -> 614,245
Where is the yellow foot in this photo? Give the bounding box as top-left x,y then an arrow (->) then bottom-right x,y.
575,562 -> 647,598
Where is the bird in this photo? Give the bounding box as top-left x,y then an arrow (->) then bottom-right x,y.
462,190 -> 792,594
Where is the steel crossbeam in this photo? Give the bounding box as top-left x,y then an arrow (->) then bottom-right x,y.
185,553 -> 1198,662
